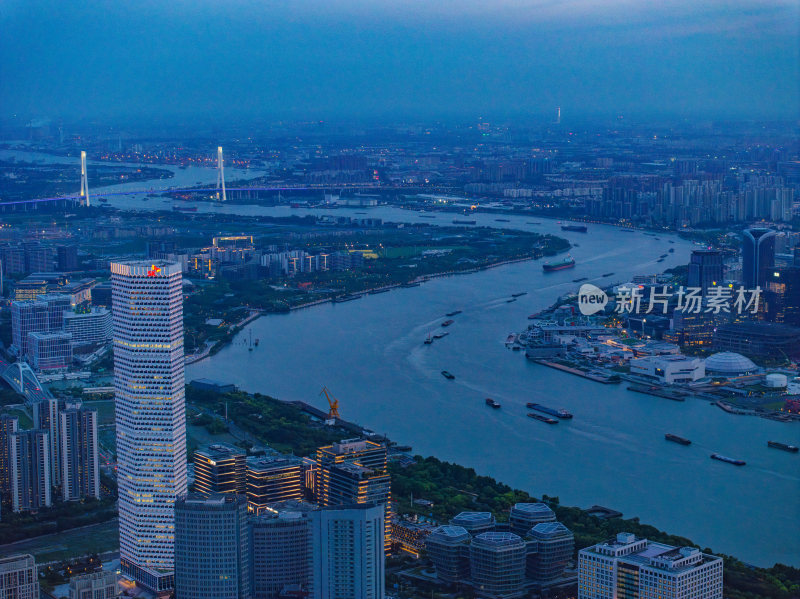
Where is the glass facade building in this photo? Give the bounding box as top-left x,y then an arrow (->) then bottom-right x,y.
112,260 -> 187,589
174,493 -> 251,599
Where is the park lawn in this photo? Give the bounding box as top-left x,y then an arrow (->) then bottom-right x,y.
2,406 -> 33,428
82,400 -> 115,425
1,519 -> 119,563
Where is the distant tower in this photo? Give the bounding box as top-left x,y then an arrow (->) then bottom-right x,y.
79,151 -> 90,207
556,107 -> 561,125
216,146 -> 227,201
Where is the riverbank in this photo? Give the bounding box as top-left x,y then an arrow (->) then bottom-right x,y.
187,248 -> 558,363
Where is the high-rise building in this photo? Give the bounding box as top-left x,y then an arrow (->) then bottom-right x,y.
250,501 -> 315,598
27,331 -> 73,370
112,260 -> 187,591
194,443 -> 247,496
425,525 -> 472,583
63,307 -> 113,347
525,521 -> 574,583
469,532 -> 527,598
688,249 -> 724,291
509,503 -> 555,537
11,300 -> 48,357
60,403 -> 100,501
174,493 -> 250,599
311,503 -> 385,599
742,228 -> 776,289
10,429 -> 51,512
764,266 -> 800,326
450,511 -> 496,535
315,439 -> 391,551
33,398 -> 62,488
0,554 -> 39,599
68,570 -> 118,599
0,415 -> 19,498
10,294 -> 70,356
57,245 -> 79,271
578,533 -> 723,599
246,455 -> 303,512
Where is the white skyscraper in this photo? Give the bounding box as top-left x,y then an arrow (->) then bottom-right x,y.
112,261 -> 187,592
578,533 -> 723,599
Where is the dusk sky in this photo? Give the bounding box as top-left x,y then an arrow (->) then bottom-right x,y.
2,0 -> 798,123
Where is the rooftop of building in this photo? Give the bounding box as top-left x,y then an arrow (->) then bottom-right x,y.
704,352 -> 758,373
179,492 -> 246,507
582,533 -> 721,573
428,525 -> 471,543
716,321 -> 800,337
529,521 -> 573,540
511,502 -> 555,517
195,442 -> 246,459
246,454 -> 303,472
472,531 -> 525,547
321,437 -> 384,455
451,511 -> 495,525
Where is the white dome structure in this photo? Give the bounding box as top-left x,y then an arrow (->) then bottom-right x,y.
765,373 -> 788,388
704,352 -> 758,375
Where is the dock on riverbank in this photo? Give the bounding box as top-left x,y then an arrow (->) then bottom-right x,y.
627,384 -> 688,402
532,359 -> 621,384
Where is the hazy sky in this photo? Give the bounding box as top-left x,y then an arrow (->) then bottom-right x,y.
2,0 -> 798,123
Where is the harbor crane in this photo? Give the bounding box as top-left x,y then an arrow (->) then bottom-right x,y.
320,386 -> 340,419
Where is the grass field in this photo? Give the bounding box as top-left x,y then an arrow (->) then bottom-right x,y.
1,406 -> 33,428
0,519 -> 119,563
82,400 -> 115,425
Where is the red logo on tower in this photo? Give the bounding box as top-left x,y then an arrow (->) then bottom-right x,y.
147,265 -> 161,277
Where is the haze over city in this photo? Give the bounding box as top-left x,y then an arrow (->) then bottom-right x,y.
2,0 -> 799,123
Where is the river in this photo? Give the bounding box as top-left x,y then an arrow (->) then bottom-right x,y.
6,148 -> 799,566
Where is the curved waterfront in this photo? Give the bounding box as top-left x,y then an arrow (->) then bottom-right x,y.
185,221 -> 800,568
5,149 -> 797,566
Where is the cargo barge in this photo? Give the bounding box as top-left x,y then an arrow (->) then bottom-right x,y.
665,433 -> 691,446
711,453 -> 746,466
768,441 -> 799,453
527,413 -> 558,424
526,402 -> 573,419
485,398 -> 501,409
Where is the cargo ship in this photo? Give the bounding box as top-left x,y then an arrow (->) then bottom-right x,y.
573,277 -> 588,282
334,294 -> 361,303
527,413 -> 558,424
527,403 -> 573,419
768,441 -> 799,453
601,272 -> 614,277
542,256 -> 576,272
441,371 -> 455,380
495,218 -> 510,222
453,218 -> 477,225
710,453 -> 746,466
668,248 -> 675,253
665,433 -> 691,446
485,398 -> 501,409
446,310 -> 462,317
441,319 -> 455,327
433,332 -> 449,339
511,292 -> 528,297
561,224 -> 588,232
173,205 -> 198,212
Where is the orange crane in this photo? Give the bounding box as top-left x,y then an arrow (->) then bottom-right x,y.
320,386 -> 340,419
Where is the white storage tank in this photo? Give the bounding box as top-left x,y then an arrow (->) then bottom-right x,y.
765,373 -> 788,388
